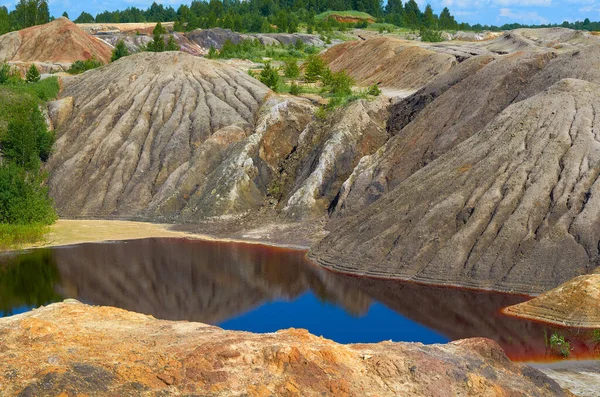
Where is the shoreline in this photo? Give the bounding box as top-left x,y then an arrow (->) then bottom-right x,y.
10,219 -> 312,253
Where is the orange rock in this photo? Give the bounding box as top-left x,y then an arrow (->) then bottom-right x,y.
0,301 -> 570,396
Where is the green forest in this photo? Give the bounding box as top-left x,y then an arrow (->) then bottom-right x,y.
0,65 -> 58,249
2,0 -> 600,36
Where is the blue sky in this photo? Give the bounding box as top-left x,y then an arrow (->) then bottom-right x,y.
2,0 -> 600,26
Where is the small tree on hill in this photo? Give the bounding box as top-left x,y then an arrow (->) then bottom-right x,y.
303,55 -> 325,83
166,35 -> 180,51
259,63 -> 280,92
26,64 -> 40,83
283,59 -> 299,78
148,22 -> 167,52
111,40 -> 129,62
62,11 -> 68,19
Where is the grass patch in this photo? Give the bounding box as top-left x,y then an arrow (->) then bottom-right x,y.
0,224 -> 49,251
315,10 -> 375,21
213,39 -> 321,62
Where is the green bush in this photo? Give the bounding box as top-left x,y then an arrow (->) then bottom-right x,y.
367,84 -> 382,96
289,83 -> 301,95
549,333 -> 571,357
283,59 -> 300,78
68,58 -> 103,75
207,46 -> 218,59
324,70 -> 354,96
26,64 -> 40,83
420,28 -> 444,43
0,164 -> 56,225
0,62 -> 10,84
111,40 -> 129,62
304,55 -> 326,83
259,63 -> 280,91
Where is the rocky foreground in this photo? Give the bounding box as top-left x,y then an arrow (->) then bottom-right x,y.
0,300 -> 569,396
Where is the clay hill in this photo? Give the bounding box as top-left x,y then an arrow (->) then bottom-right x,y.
46,50 -> 390,223
0,18 -> 112,72
322,37 -> 457,91
0,300 -> 569,396
311,78 -> 600,295
311,34 -> 600,294
503,273 -> 600,328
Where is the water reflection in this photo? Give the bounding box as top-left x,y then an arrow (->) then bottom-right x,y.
0,238 -> 596,361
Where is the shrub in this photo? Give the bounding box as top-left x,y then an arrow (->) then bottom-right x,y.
26,64 -> 40,83
283,59 -> 300,78
0,62 -> 9,84
259,63 -> 280,91
355,21 -> 368,29
111,40 -> 129,62
549,333 -> 571,357
420,28 -> 444,43
367,84 -> 382,96
289,83 -> 301,95
304,55 -> 325,83
166,35 -> 180,51
207,46 -> 218,59
0,164 -> 56,225
324,70 -> 354,96
68,58 -> 102,75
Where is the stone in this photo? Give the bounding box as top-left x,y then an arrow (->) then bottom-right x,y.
0,300 -> 570,396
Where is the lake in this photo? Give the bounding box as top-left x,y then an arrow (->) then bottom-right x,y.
0,238 -> 594,361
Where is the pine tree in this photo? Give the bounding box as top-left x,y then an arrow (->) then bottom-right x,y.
403,0 -> 421,29
166,35 -> 180,51
422,4 -> 436,28
259,63 -> 280,91
62,11 -> 69,19
111,40 -> 129,62
148,22 -> 167,52
303,55 -> 325,83
26,64 -> 40,83
439,7 -> 457,30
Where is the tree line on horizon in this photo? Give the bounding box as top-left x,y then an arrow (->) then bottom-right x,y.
2,0 -> 600,37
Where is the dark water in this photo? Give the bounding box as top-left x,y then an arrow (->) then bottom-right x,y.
0,238 -> 596,361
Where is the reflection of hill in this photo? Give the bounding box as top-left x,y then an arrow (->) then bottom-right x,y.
52,238 -> 370,323
321,273 -> 562,360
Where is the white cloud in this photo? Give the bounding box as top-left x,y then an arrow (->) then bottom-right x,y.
499,7 -> 550,23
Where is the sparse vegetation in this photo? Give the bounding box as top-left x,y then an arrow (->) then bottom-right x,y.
111,40 -> 130,62
214,39 -> 320,63
67,58 -> 102,74
548,333 -> 571,357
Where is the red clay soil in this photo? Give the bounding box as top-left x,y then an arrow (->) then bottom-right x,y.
321,37 -> 456,89
0,17 -> 112,64
329,14 -> 375,23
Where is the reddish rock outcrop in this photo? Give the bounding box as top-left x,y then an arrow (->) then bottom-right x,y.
0,301 -> 569,396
